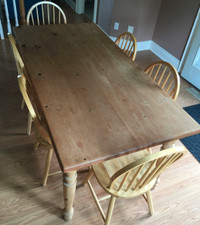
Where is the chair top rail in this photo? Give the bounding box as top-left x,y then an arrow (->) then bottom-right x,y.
27,1 -> 67,25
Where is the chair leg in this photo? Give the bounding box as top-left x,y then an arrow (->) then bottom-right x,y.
27,112 -> 32,135
87,180 -> 106,221
105,196 -> 116,225
146,190 -> 154,215
21,98 -> 25,110
33,141 -> 40,150
42,147 -> 53,187
83,167 -> 93,186
151,177 -> 160,190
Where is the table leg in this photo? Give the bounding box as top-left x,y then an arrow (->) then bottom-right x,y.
161,140 -> 177,150
63,171 -> 77,222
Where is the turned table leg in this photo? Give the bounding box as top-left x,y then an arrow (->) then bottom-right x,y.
161,140 -> 177,150
63,171 -> 77,222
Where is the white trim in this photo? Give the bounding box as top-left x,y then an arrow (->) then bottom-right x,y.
66,0 -> 98,22
137,41 -> 151,51
13,0 -> 19,27
109,36 -> 116,42
110,36 -> 151,51
0,17 -> 4,39
76,0 -> 85,14
178,8 -> 200,72
150,41 -> 180,70
109,36 -> 180,69
93,0 -> 98,23
4,0 -> 11,33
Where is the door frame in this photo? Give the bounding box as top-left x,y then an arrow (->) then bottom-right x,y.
178,8 -> 200,73
93,0 -> 98,23
75,0 -> 98,23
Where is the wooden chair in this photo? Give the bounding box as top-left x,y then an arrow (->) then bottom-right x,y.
115,32 -> 137,61
83,147 -> 186,225
8,34 -> 60,186
26,1 -> 67,26
144,61 -> 180,101
145,61 -> 180,154
8,34 -> 33,135
18,73 -> 61,186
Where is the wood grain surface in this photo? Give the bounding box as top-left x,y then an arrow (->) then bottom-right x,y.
1,40 -> 200,224
14,23 -> 200,172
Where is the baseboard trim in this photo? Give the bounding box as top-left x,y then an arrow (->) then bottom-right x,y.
109,36 -> 116,42
150,41 -> 180,70
137,40 -> 152,51
109,36 -> 180,70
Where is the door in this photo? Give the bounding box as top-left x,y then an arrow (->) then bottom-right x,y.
181,9 -> 200,89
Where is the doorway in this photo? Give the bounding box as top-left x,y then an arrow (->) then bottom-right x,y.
84,0 -> 94,21
84,0 -> 98,23
180,8 -> 200,89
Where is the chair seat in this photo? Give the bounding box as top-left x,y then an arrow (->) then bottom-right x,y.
92,149 -> 156,198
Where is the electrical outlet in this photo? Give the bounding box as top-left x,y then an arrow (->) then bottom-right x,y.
114,22 -> 119,30
128,26 -> 134,34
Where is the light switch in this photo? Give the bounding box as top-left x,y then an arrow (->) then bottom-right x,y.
114,22 -> 119,30
128,26 -> 134,34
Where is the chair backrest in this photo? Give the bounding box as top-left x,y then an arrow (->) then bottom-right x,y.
26,1 -> 67,26
144,61 -> 180,100
9,34 -> 42,126
17,74 -> 37,120
108,147 -> 186,196
8,34 -> 24,75
18,72 -> 50,137
115,32 -> 137,61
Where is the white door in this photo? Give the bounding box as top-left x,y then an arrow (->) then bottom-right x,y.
181,9 -> 200,89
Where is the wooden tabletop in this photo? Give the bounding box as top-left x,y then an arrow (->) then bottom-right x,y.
14,23 -> 200,173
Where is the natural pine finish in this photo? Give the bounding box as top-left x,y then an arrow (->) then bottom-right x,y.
84,147 -> 186,225
63,171 -> 77,221
8,34 -> 33,135
115,32 -> 137,61
8,34 -> 59,186
144,61 -> 180,153
1,40 -> 200,224
13,24 -> 200,172
13,23 -> 200,221
26,1 -> 67,26
18,71 -> 61,187
145,61 -> 180,101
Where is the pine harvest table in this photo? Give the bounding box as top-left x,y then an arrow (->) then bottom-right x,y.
13,23 -> 200,222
